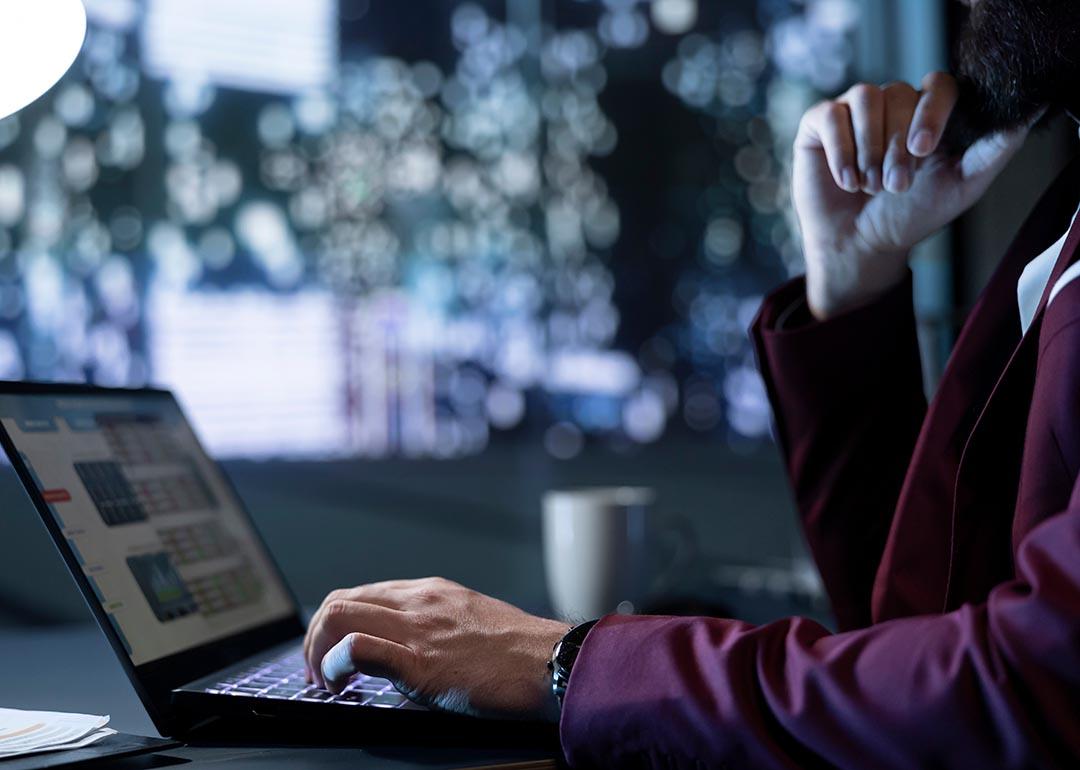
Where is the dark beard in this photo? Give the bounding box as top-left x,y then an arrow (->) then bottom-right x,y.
943,0 -> 1080,154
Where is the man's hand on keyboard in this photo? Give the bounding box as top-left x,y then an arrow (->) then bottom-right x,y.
303,577 -> 567,721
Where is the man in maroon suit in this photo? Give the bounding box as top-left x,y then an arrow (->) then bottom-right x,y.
301,0 -> 1080,766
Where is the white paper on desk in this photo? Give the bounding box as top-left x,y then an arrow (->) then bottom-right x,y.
0,708 -> 116,758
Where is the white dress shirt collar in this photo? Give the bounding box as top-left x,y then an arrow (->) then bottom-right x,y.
1017,203 -> 1080,335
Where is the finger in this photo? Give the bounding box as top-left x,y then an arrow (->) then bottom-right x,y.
321,632 -> 412,695
840,84 -> 885,193
796,100 -> 860,193
882,83 -> 919,193
305,598 -> 401,687
908,71 -> 958,157
304,591 -> 342,674
302,578 -> 437,681
305,600 -> 411,689
305,601 -> 372,690
303,584 -> 409,678
304,609 -> 324,682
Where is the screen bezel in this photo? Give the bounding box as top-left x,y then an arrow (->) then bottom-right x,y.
0,380 -> 307,735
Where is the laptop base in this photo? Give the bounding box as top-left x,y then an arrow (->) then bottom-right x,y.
173,700 -> 560,751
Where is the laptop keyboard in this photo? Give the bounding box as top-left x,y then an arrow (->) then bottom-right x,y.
204,649 -> 417,709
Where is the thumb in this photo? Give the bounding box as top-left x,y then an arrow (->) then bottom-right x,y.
959,129 -> 1026,182
959,111 -> 1043,182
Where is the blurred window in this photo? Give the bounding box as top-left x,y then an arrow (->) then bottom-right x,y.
0,0 -> 860,459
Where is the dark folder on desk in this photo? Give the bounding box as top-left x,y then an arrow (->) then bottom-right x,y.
0,733 -> 180,770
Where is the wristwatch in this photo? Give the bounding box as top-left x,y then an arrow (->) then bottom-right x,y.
548,619 -> 599,711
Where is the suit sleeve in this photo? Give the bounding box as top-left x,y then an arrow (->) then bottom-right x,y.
559,487 -> 1080,769
751,273 -> 926,630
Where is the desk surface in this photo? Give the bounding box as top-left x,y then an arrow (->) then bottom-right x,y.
0,624 -> 559,769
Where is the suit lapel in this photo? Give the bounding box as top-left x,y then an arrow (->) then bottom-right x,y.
873,156 -> 1080,621
943,180 -> 1080,610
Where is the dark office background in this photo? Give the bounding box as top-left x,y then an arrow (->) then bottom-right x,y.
0,0 -> 1074,630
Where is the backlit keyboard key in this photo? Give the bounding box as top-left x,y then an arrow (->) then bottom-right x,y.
364,691 -> 408,707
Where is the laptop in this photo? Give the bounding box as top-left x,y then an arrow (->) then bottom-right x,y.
0,381 -> 526,741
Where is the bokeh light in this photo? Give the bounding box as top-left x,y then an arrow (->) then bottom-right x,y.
0,0 -> 857,458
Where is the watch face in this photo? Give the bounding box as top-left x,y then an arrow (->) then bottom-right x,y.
554,639 -> 581,672
553,619 -> 598,687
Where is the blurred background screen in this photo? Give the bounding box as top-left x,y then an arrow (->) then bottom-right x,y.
0,0 -> 859,461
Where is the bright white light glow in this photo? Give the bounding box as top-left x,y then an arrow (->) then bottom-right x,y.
141,0 -> 336,96
148,288 -> 347,458
545,350 -> 640,397
651,0 -> 698,35
0,1 -> 87,120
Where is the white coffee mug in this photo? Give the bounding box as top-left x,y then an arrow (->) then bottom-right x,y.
542,487 -> 657,622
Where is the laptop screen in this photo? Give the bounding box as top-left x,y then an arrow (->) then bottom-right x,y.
0,390 -> 296,666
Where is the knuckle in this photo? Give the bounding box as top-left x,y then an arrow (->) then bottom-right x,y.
421,576 -> 451,591
797,104 -> 821,132
798,100 -> 841,136
881,80 -> 916,94
325,598 -> 349,614
323,599 -> 353,624
317,590 -> 343,615
921,70 -> 956,91
846,83 -> 878,105
823,101 -> 848,125
805,99 -> 830,119
797,108 -> 812,130
411,610 -> 438,633
883,81 -> 918,103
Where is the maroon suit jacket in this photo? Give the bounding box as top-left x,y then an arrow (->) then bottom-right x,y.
560,160 -> 1080,768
